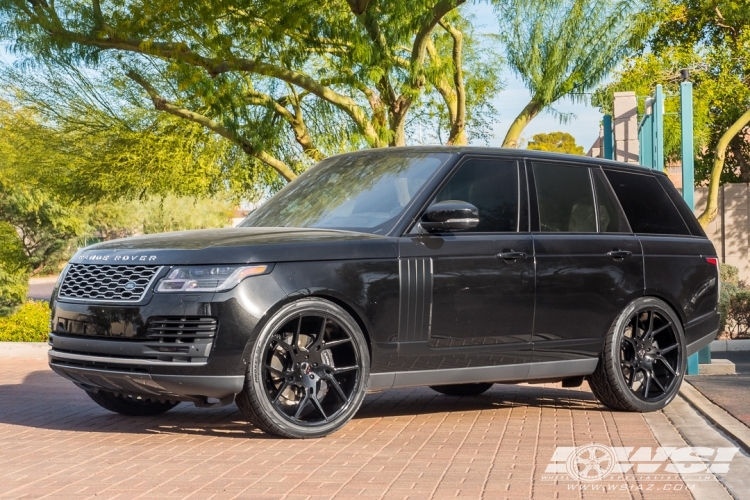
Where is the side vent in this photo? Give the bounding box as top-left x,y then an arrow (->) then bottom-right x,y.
146,317 -> 218,344
398,258 -> 433,342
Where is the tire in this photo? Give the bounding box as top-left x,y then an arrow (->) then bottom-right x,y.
236,298 -> 370,438
430,383 -> 494,397
588,297 -> 686,412
86,391 -> 179,416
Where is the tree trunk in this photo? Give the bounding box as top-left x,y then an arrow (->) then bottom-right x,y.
730,135 -> 750,183
502,100 -> 542,148
698,108 -> 750,227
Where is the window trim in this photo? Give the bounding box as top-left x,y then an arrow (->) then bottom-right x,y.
405,154 -> 526,236
592,166 -> 634,234
601,167 -> 693,237
528,159 -> 600,234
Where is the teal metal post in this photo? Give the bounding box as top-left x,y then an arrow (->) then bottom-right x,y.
653,85 -> 665,171
640,101 -> 654,168
680,80 -> 709,374
603,115 -> 614,160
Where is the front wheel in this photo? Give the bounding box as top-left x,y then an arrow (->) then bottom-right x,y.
236,298 -> 370,438
86,391 -> 179,416
588,297 -> 686,412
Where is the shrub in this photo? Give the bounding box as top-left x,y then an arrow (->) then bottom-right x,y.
720,263 -> 739,287
0,222 -> 29,316
725,290 -> 750,339
0,300 -> 50,342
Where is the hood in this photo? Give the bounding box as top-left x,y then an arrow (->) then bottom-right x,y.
70,227 -> 398,266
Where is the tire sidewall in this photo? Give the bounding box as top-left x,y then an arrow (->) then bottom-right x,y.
246,298 -> 370,438
606,297 -> 686,412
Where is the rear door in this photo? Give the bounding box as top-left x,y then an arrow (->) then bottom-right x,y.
530,161 -> 644,363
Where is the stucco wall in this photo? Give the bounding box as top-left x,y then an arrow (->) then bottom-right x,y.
695,184 -> 750,282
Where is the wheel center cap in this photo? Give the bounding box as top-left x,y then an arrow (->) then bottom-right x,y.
299,361 -> 312,375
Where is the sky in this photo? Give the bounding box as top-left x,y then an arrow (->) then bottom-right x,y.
0,3 -> 604,152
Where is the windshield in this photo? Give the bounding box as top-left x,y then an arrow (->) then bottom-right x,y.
241,151 -> 450,234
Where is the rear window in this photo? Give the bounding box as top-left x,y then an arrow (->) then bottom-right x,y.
603,169 -> 690,235
533,162 -> 596,232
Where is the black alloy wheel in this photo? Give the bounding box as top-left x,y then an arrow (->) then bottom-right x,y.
589,297 -> 686,412
236,298 -> 370,438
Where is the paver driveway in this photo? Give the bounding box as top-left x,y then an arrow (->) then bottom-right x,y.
0,358 -> 698,499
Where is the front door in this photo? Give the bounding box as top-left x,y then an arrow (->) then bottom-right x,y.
398,156 -> 535,367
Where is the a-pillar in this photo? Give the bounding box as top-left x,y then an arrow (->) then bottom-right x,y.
613,91 -> 639,163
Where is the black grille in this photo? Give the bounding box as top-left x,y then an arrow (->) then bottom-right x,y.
146,317 -> 218,343
59,264 -> 161,302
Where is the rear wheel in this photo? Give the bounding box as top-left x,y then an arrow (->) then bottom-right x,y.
589,297 -> 685,412
430,383 -> 494,397
86,391 -> 179,416
236,298 -> 370,438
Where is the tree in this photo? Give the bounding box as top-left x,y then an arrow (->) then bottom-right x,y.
0,0 -> 501,183
594,0 -> 750,226
0,222 -> 29,315
496,0 -> 652,148
527,132 -> 584,155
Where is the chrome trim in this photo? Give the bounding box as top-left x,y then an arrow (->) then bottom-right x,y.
48,349 -> 208,367
57,264 -> 164,304
368,358 -> 599,391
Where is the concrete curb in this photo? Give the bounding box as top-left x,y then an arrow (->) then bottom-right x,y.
0,342 -> 49,359
680,381 -> 750,455
711,339 -> 750,352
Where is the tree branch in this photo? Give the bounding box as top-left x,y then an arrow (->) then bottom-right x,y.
439,20 -> 466,145
52,29 -> 383,147
126,71 -> 297,181
410,0 -> 465,86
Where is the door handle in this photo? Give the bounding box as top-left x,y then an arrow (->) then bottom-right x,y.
496,251 -> 527,262
607,250 -> 632,259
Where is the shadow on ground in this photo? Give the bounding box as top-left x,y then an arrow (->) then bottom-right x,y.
0,368 -> 601,438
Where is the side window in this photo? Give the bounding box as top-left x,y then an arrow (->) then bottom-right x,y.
434,158 -> 518,232
533,162 -> 596,232
603,169 -> 690,235
592,169 -> 631,233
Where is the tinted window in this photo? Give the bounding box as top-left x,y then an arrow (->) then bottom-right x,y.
592,169 -> 631,233
434,159 -> 518,232
533,163 -> 596,232
603,169 -> 690,235
242,152 -> 449,234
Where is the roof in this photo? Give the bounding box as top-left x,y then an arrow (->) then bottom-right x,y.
334,146 -> 663,176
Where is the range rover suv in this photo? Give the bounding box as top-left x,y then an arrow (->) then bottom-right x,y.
48,148 -> 720,438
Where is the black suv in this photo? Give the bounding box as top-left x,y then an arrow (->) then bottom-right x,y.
49,148 -> 719,438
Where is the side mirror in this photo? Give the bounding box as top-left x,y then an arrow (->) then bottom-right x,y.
421,200 -> 479,232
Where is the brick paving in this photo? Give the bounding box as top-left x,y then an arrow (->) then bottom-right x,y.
0,359 -> 696,499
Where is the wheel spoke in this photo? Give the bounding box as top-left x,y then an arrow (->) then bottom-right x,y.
293,317 -> 302,350
643,372 -> 652,398
646,310 -> 655,340
655,355 -> 677,376
294,392 -> 311,420
272,381 -> 290,404
660,343 -> 678,355
652,322 -> 672,337
622,336 -> 636,349
322,338 -> 352,350
311,316 -> 328,349
334,365 -> 359,374
276,340 -> 295,355
325,374 -> 348,401
311,395 -> 328,422
650,371 -> 667,394
628,368 -> 636,388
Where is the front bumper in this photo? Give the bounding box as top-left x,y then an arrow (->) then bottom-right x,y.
48,274 -> 288,403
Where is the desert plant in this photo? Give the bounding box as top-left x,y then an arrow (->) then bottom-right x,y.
0,300 -> 50,341
725,290 -> 750,339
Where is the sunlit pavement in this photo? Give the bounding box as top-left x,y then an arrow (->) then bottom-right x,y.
687,351 -> 750,427
0,358 -> 724,499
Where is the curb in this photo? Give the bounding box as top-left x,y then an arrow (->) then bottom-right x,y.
0,342 -> 49,359
711,339 -> 750,352
679,381 -> 750,455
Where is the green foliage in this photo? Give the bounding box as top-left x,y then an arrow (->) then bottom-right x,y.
720,263 -> 740,287
0,0 -> 500,178
0,222 -> 29,315
527,132 -> 585,155
0,300 -> 50,341
725,290 -> 750,339
593,0 -> 750,184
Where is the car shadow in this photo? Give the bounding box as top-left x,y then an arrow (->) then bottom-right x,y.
0,369 -> 602,438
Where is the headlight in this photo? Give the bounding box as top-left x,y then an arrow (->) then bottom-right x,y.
155,265 -> 270,293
